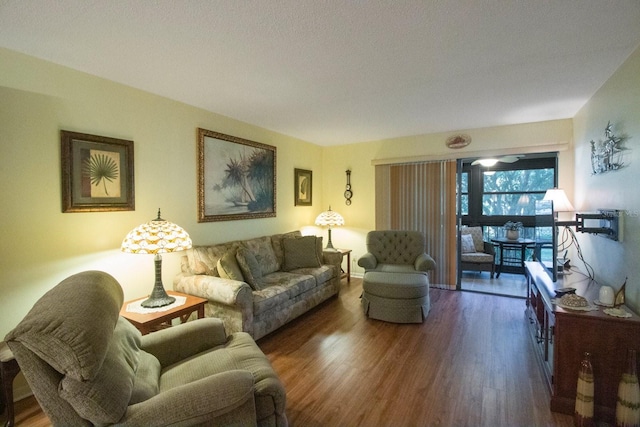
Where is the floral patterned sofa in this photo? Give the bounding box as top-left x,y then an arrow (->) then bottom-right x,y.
174,231 -> 342,340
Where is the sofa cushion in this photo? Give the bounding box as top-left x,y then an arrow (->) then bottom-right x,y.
288,265 -> 334,285
242,236 -> 279,275
236,248 -> 264,290
253,274 -> 316,315
282,236 -> 321,271
58,317 -> 140,425
186,242 -> 239,276
461,234 -> 476,253
4,271 -> 123,382
217,249 -> 245,281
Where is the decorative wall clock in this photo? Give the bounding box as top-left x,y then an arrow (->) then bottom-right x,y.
445,134 -> 471,149
344,169 -> 353,205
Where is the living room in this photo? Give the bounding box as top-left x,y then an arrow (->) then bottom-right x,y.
1,2 -> 640,425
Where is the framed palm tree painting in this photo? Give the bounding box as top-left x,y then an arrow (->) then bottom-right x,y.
61,131 -> 134,212
197,128 -> 276,222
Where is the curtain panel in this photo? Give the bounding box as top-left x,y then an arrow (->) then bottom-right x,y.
375,160 -> 457,289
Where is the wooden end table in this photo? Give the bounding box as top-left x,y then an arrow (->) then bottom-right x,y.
336,248 -> 352,282
120,291 -> 207,335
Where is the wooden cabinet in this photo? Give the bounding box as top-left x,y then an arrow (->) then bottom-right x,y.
525,261 -> 640,423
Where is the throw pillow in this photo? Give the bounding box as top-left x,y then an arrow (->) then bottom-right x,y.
236,247 -> 264,290
242,236 -> 279,275
217,249 -> 244,281
282,236 -> 322,271
461,234 -> 476,253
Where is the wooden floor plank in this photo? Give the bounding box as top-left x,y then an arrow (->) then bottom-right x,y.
259,278 -> 574,427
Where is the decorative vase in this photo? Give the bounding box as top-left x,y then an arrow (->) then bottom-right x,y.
506,229 -> 519,240
616,349 -> 640,427
575,352 -> 595,427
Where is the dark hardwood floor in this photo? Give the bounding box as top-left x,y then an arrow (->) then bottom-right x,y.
3,277 -> 574,426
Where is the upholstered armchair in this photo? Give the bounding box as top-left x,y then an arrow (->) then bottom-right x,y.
358,230 -> 436,273
459,226 -> 496,278
5,271 -> 288,427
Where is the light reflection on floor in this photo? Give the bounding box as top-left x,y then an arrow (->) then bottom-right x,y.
460,271 -> 527,298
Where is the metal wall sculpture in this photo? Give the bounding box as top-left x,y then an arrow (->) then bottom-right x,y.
590,122 -> 629,175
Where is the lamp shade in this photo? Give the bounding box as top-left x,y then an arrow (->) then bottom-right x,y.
315,206 -> 345,227
543,188 -> 575,212
122,210 -> 192,254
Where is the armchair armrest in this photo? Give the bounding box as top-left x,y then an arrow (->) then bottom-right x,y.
140,318 -> 228,367
415,253 -> 436,272
483,242 -> 495,255
358,253 -> 378,270
121,370 -> 256,426
174,275 -> 253,309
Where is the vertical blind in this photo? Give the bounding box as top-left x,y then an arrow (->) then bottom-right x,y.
375,160 -> 457,289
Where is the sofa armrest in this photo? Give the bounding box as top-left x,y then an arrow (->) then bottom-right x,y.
174,274 -> 253,309
322,250 -> 343,277
121,370 -> 256,426
415,253 -> 436,271
140,318 -> 228,367
358,253 -> 378,270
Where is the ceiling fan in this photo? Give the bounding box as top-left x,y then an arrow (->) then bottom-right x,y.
471,155 -> 523,167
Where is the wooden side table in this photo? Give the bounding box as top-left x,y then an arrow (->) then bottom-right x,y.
120,291 -> 207,335
1,341 -> 19,427
336,248 -> 352,282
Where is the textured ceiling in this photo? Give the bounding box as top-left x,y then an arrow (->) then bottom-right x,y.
1,0 -> 639,146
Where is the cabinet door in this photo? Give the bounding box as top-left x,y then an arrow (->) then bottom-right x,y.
544,310 -> 554,380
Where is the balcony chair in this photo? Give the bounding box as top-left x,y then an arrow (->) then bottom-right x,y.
459,226 -> 496,278
5,270 -> 287,427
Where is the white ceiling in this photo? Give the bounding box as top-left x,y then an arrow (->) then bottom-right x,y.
1,1 -> 640,146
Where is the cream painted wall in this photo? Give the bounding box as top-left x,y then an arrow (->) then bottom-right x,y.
323,120 -> 574,276
0,47 -> 324,347
573,45 -> 640,313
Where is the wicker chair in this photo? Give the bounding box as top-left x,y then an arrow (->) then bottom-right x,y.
460,227 -> 496,278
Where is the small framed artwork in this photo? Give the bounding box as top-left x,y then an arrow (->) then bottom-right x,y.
197,128 -> 277,222
61,130 -> 135,212
294,168 -> 312,206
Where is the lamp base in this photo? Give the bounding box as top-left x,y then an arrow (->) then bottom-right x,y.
140,254 -> 176,308
324,228 -> 337,251
141,293 -> 176,308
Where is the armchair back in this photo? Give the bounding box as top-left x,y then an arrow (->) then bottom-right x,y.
365,230 -> 426,265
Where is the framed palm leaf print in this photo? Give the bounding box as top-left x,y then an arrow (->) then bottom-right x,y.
61,130 -> 135,212
197,128 -> 276,222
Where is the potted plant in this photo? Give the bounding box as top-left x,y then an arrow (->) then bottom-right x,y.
504,221 -> 523,240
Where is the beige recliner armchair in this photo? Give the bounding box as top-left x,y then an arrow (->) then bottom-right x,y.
5,270 -> 287,427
